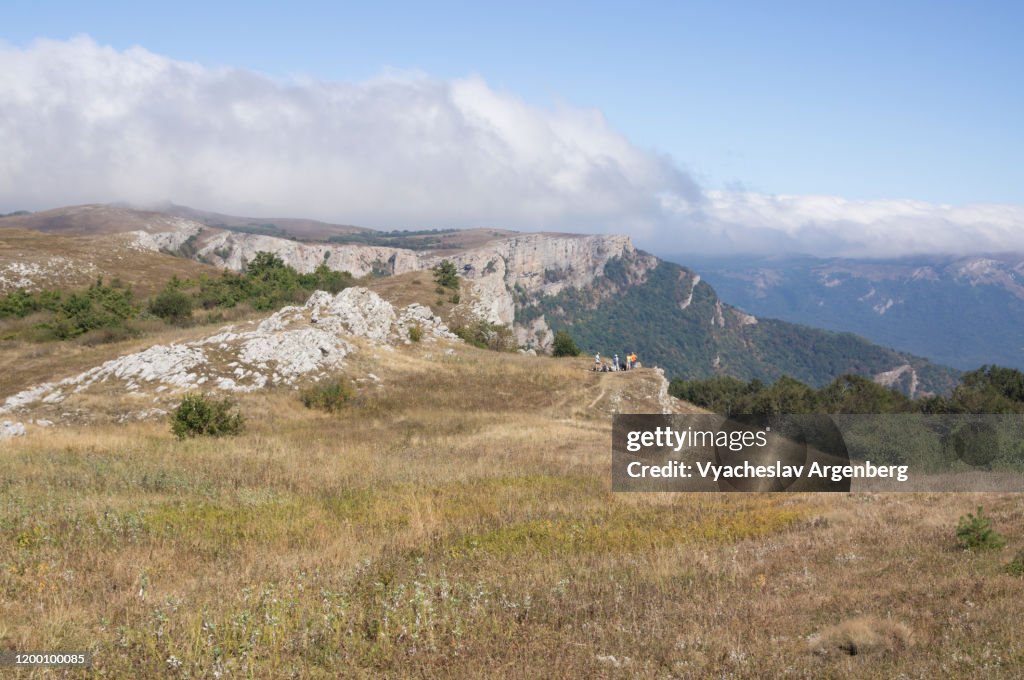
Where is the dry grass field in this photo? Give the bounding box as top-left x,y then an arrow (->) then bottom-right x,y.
0,228 -> 219,296
1,341 -> 1022,678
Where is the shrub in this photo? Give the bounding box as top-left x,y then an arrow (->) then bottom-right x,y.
300,379 -> 354,413
170,393 -> 245,439
551,329 -> 581,357
298,263 -> 354,294
955,506 -> 1006,551
46,278 -> 139,340
79,326 -> 141,346
0,289 -> 41,318
453,319 -> 515,351
408,324 -> 423,342
148,287 -> 193,323
1007,550 -> 1024,577
432,260 -> 459,290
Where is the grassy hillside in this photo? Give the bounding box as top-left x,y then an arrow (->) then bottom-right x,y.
0,228 -> 218,295
537,258 -> 959,394
1,340 -> 1021,677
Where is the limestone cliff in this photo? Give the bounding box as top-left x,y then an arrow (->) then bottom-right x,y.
194,231 -> 421,278
129,220 -> 649,351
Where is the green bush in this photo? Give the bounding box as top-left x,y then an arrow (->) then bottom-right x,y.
408,324 -> 423,342
955,506 -> 1006,551
300,379 -> 354,413
551,329 -> 581,357
148,287 -> 193,323
0,289 -> 41,317
47,279 -> 139,340
170,393 -> 245,439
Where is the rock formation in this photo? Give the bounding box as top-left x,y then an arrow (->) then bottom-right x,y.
0,287 -> 458,418
127,217 -> 650,351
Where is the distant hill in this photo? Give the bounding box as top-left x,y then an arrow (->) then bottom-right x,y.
0,204 -> 201,235
682,254 -> 1024,371
148,203 -> 372,240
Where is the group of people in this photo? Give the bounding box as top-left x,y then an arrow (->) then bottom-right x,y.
593,351 -> 639,372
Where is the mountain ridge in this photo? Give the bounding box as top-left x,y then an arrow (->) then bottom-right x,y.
684,253 -> 1024,370
1,203 -> 959,396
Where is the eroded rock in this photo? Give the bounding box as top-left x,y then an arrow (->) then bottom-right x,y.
0,287 -> 459,416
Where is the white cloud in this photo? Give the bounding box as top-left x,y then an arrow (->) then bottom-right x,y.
1,36 -> 1022,258
0,36 -> 698,233
683,192 -> 1024,257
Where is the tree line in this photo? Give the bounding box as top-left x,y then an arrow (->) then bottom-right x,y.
669,365 -> 1024,415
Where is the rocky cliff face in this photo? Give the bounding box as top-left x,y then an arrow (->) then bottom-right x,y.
128,219 -> 648,350
424,233 -> 654,347
193,231 -> 421,278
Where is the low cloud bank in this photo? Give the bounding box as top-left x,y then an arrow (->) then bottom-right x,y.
2,37 -> 1021,257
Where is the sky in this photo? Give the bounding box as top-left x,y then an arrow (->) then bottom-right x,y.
2,1 -> 1023,257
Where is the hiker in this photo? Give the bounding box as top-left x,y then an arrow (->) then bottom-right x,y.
629,351 -> 637,369
613,354 -> 620,371
593,353 -> 601,371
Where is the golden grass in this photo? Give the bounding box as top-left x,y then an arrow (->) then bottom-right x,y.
0,227 -> 218,296
366,271 -> 482,331
1,344 -> 1023,677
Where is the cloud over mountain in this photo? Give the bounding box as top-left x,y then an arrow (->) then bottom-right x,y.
2,36 -> 1022,257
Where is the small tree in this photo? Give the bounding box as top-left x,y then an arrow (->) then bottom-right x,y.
551,330 -> 581,357
246,251 -> 287,278
433,260 -> 459,290
955,506 -> 1006,551
170,393 -> 244,439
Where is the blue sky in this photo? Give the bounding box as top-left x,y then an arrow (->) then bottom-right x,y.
5,0 -> 1022,205
2,1 -> 1023,255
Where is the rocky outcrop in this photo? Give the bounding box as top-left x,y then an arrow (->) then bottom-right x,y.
126,218 -> 204,253
0,288 -> 458,416
195,231 -> 421,277
429,233 -> 654,349
874,364 -> 920,399
679,272 -> 699,310
128,220 -> 647,350
732,309 -> 758,326
0,257 -> 98,293
712,301 -> 726,327
128,218 -> 648,350
515,315 -> 555,349
0,421 -> 26,438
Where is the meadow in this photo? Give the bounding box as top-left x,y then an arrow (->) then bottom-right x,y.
1,348 -> 1022,677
